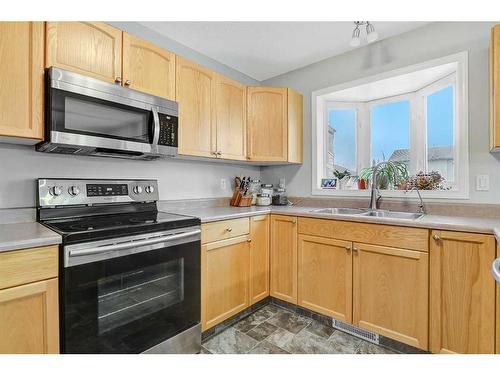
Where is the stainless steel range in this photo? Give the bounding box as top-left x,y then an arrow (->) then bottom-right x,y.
37,178 -> 201,354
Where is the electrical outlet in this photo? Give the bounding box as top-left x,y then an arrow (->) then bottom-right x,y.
476,175 -> 490,191
220,178 -> 228,191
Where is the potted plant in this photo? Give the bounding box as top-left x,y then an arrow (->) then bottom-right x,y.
333,169 -> 351,190
358,161 -> 409,190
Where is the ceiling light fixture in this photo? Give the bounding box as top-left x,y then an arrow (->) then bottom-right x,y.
350,21 -> 379,47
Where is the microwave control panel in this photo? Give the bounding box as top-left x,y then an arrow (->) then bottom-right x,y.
157,113 -> 178,147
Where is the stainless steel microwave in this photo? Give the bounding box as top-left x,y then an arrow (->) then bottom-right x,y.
37,67 -> 178,160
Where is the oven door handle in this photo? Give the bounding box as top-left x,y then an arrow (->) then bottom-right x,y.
68,229 -> 201,258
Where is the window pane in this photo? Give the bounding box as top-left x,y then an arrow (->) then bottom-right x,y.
326,109 -> 356,178
426,86 -> 454,183
371,101 -> 410,169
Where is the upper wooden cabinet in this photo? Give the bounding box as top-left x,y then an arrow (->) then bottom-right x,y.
0,22 -> 44,141
46,22 -> 122,84
270,215 -> 298,303
176,56 -> 216,158
0,245 -> 59,354
430,230 -> 496,354
122,32 -> 176,100
353,243 -> 428,350
249,215 -> 270,304
215,74 -> 247,160
298,234 -> 352,323
490,24 -> 500,151
247,87 -> 303,163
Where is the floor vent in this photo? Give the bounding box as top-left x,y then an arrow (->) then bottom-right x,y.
332,319 -> 379,344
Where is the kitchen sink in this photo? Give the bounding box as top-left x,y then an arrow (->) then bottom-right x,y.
311,208 -> 367,215
360,210 -> 423,220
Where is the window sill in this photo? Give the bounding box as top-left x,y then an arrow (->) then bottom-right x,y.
311,187 -> 469,200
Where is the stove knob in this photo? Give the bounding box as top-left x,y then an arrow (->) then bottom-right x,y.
133,186 -> 143,194
49,186 -> 63,197
145,185 -> 155,194
68,186 -> 80,196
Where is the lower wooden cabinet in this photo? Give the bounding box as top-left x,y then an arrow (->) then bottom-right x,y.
497,243 -> 500,354
298,234 -> 352,322
270,215 -> 298,304
0,245 -> 59,354
201,234 -> 250,331
352,243 -> 429,350
249,215 -> 270,304
0,278 -> 59,354
430,230 -> 496,354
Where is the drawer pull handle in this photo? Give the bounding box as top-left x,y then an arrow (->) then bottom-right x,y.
432,234 -> 441,241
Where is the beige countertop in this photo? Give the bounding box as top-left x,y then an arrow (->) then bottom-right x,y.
0,222 -> 62,253
167,205 -> 500,242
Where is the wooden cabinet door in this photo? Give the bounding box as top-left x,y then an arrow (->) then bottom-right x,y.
430,230 -> 496,354
249,215 -> 270,304
353,243 -> 429,350
46,22 -> 122,83
298,235 -> 352,322
215,74 -> 247,160
287,88 -> 303,163
0,22 -> 44,140
176,56 -> 216,158
247,87 -> 288,161
122,32 -> 176,100
270,215 -> 297,303
0,278 -> 59,354
201,235 -> 250,331
490,25 -> 500,150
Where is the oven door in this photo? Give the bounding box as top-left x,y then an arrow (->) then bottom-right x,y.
61,227 -> 201,354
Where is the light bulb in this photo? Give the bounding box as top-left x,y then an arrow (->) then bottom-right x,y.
350,26 -> 361,47
350,36 -> 361,47
366,22 -> 378,43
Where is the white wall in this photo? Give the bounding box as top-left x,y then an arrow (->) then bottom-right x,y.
260,22 -> 500,204
0,22 -> 260,209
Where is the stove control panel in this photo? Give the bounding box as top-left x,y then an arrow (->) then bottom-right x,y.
38,179 -> 159,207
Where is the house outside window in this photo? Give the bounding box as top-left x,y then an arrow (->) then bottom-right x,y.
312,52 -> 468,199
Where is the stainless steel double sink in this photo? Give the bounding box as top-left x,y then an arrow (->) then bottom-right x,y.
310,207 -> 423,220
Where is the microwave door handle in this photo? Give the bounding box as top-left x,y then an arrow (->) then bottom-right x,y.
151,107 -> 160,147
68,229 -> 201,258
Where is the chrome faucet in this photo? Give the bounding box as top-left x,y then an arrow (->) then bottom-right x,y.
406,186 -> 426,214
369,163 -> 383,210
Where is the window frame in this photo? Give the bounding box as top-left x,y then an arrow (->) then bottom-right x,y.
311,51 -> 469,200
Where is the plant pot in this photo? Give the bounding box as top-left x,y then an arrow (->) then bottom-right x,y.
357,179 -> 367,190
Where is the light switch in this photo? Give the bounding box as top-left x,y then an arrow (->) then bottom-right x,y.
476,175 -> 490,191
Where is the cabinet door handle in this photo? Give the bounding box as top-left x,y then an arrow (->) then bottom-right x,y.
247,239 -> 252,243
226,228 -> 233,232
115,77 -> 122,84
432,234 -> 441,241
352,247 -> 359,253
124,79 -> 132,86
345,246 -> 351,251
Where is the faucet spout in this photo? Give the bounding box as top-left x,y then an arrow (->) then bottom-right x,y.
369,163 -> 383,210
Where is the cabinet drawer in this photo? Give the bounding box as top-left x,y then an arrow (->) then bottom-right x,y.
298,217 -> 335,238
201,218 -> 250,244
0,246 -> 58,290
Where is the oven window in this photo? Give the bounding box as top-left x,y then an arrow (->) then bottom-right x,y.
97,259 -> 184,334
64,96 -> 149,141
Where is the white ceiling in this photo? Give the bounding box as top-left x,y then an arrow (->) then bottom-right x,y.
324,62 -> 457,102
139,22 -> 432,81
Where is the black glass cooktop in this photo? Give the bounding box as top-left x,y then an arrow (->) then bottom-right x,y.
41,211 -> 200,244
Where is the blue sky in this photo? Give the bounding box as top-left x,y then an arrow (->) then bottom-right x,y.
328,85 -> 454,172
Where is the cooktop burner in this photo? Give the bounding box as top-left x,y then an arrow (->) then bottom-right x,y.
41,211 -> 200,244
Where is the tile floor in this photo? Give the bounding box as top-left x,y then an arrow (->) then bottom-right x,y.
201,304 -> 398,354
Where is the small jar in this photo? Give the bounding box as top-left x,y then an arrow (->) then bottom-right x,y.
260,184 -> 273,196
272,188 -> 288,206
249,179 -> 261,205
256,193 -> 271,206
